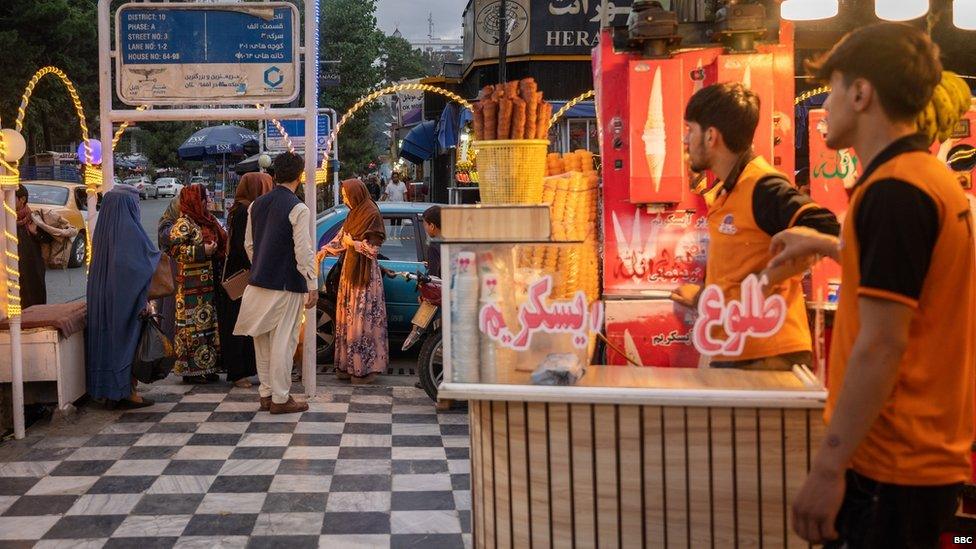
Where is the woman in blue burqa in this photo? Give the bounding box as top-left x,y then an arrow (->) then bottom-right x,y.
86,184 -> 160,408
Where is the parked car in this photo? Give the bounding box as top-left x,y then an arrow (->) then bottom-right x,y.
189,176 -> 210,186
315,202 -> 436,363
124,177 -> 156,200
154,177 -> 182,198
22,181 -> 94,268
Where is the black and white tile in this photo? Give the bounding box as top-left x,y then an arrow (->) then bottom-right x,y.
0,381 -> 471,548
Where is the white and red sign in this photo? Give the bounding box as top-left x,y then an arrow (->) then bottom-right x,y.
692,274 -> 787,357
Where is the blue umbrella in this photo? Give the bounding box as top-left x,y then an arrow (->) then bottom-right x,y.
399,120 -> 438,164
177,125 -> 260,160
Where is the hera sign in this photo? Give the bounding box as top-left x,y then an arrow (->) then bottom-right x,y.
115,2 -> 299,105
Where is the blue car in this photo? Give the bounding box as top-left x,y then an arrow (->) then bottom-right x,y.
315,202 -> 435,362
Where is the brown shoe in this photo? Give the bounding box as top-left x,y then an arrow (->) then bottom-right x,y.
259,396 -> 272,411
270,396 -> 309,415
351,372 -> 379,385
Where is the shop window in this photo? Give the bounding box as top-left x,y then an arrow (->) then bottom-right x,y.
569,119 -> 588,152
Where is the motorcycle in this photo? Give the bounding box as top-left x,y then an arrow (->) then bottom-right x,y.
391,270 -> 444,402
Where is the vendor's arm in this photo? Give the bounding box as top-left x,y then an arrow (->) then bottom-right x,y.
791,180 -> 937,544
168,218 -> 207,263
753,177 -> 840,286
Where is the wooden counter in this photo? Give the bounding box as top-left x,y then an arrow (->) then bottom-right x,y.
451,367 -> 827,548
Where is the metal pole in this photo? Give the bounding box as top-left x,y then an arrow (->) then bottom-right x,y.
97,0 -> 114,226
302,0 -> 319,398
498,0 -> 508,84
0,166 -> 24,440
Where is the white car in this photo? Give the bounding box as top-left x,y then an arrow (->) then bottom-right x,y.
124,177 -> 156,200
154,177 -> 183,198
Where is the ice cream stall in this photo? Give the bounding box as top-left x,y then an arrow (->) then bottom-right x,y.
439,4 -> 829,546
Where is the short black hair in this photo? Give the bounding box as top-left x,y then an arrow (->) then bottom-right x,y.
272,152 -> 304,184
684,83 -> 759,154
806,22 -> 941,122
15,185 -> 27,201
423,205 -> 441,228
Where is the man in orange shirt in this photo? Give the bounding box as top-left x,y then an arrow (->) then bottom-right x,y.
769,23 -> 976,547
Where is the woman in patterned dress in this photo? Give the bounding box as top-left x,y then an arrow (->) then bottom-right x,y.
169,184 -> 227,384
317,179 -> 389,384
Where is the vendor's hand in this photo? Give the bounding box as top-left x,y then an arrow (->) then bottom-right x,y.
670,283 -> 702,308
204,241 -> 216,257
305,289 -> 317,309
791,466 -> 845,544
342,233 -> 355,249
769,227 -> 833,270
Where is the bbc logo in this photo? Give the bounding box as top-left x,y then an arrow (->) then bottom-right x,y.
956,537 -> 975,544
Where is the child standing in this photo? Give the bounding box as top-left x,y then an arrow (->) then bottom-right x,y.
422,206 -> 441,278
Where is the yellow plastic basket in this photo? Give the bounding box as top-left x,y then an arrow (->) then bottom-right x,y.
473,139 -> 549,204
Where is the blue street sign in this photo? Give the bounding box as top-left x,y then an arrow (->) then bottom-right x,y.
119,7 -> 295,65
116,3 -> 299,105
267,115 -> 332,151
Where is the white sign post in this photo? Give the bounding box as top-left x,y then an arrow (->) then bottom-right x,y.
98,0 -> 320,397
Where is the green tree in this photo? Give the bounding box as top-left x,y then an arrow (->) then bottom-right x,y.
0,0 -> 98,155
379,35 -> 428,84
320,0 -> 383,178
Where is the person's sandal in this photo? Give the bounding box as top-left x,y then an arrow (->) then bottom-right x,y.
110,397 -> 155,410
270,396 -> 309,415
351,373 -> 379,385
233,379 -> 253,389
259,396 -> 272,412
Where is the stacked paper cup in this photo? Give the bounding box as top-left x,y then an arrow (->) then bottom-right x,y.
477,252 -> 501,383
451,251 -> 481,382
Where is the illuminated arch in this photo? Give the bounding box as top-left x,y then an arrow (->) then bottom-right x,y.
550,89 -> 595,128
16,67 -> 94,166
319,83 -> 474,175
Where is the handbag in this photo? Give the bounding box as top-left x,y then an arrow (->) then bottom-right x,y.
222,267 -> 250,301
148,253 -> 175,300
131,312 -> 175,384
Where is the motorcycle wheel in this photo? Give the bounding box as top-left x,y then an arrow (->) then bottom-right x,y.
417,330 -> 443,403
316,297 -> 336,364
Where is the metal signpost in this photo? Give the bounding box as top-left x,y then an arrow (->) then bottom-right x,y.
265,108 -> 341,205
98,0 -> 321,396
115,3 -> 300,105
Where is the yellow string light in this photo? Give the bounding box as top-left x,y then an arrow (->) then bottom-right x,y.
15,66 -> 96,270
256,104 -> 296,154
550,89 -> 596,129
112,105 -> 149,151
0,110 -> 22,317
320,83 -> 474,178
795,86 -> 831,105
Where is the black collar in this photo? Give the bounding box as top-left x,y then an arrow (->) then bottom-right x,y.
717,152 -> 757,193
855,133 -> 931,189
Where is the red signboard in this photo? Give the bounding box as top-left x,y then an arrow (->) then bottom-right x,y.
605,299 -> 700,367
628,59 -> 687,204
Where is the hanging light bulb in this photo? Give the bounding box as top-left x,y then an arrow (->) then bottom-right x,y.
780,0 -> 839,21
875,0 -> 928,21
955,0 -> 976,30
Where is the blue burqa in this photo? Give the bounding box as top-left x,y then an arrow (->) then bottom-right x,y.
86,185 -> 160,400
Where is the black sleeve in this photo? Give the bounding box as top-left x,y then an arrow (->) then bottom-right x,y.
426,243 -> 441,278
855,179 -> 939,304
752,176 -> 840,236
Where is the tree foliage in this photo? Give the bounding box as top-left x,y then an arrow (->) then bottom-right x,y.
0,0 -> 98,155
320,0 -> 383,178
379,35 -> 428,85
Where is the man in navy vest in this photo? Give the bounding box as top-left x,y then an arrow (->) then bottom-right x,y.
234,152 -> 317,414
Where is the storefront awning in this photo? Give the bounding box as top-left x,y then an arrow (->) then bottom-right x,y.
399,120 -> 438,164
549,100 -> 595,120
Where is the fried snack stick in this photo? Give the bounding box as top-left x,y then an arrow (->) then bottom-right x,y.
473,102 -> 486,141
483,100 -> 499,140
536,101 -> 553,139
479,85 -> 494,102
498,98 -> 514,141
525,92 -> 542,141
511,98 -> 527,139
504,80 -> 519,100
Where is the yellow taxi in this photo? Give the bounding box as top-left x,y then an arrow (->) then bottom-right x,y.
23,180 -> 94,268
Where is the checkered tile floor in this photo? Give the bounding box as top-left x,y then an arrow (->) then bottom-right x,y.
0,381 -> 471,548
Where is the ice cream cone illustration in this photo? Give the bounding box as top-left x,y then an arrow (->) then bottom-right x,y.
693,58 -> 704,93
743,64 -> 752,89
623,329 -> 644,366
643,66 -> 667,193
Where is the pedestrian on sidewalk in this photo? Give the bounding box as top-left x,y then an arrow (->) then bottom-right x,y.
155,196 -> 181,341
15,185 -> 49,309
169,184 -> 227,385
771,23 -> 975,547
317,179 -> 388,385
86,184 -> 158,408
234,152 -> 316,414
219,172 -> 273,389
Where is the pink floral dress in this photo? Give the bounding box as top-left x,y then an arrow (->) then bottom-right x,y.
323,231 -> 389,377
